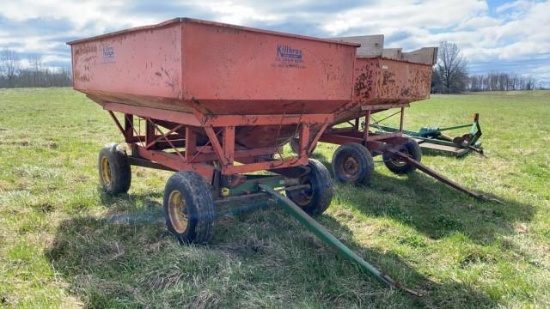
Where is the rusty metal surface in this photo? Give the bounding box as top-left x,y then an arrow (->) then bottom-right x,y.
69,18 -> 358,116
354,58 -> 433,104
331,58 -> 433,125
307,56 -> 434,169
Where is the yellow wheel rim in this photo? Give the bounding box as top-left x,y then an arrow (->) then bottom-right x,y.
101,156 -> 112,188
168,190 -> 188,233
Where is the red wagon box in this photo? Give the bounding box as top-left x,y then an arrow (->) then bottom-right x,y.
303,34 -> 439,185
69,18 -> 358,116
353,56 -> 434,106
328,35 -> 437,124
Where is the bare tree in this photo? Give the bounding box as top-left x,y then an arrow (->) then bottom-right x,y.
30,55 -> 44,86
432,41 -> 468,93
0,49 -> 20,87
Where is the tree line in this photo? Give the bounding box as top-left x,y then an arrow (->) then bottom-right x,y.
468,73 -> 537,92
1,45 -> 543,92
431,41 -> 541,93
0,49 -> 72,88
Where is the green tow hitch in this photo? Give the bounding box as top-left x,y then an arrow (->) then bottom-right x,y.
259,184 -> 421,296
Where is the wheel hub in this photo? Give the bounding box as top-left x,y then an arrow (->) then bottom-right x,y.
168,190 -> 188,233
293,178 -> 313,207
342,156 -> 360,178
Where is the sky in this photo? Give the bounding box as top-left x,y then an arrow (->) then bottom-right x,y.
0,0 -> 549,86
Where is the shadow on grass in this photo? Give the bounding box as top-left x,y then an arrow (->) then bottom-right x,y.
327,161 -> 534,244
316,215 -> 498,308
45,192 -> 497,308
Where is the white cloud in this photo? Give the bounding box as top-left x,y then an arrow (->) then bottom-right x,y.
321,0 -> 488,36
0,0 -> 549,83
456,16 -> 502,31
496,0 -> 532,14
1,0 -> 121,27
196,1 -> 282,25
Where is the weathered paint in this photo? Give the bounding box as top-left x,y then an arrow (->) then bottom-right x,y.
332,57 -> 433,125
354,58 -> 433,104
69,18 -> 358,116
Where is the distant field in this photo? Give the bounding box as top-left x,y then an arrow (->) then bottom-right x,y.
0,88 -> 548,308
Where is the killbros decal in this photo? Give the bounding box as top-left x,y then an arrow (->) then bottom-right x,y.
273,44 -> 306,69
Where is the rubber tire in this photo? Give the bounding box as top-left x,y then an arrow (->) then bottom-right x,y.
289,137 -> 317,154
286,159 -> 333,216
382,138 -> 422,174
163,171 -> 215,244
98,143 -> 131,195
332,143 -> 374,185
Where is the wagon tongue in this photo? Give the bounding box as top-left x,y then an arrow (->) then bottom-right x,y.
386,149 -> 503,204
259,184 -> 423,296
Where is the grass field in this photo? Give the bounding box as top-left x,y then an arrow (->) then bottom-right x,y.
0,88 -> 549,308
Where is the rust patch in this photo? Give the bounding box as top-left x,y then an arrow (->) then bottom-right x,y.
74,44 -> 97,56
354,69 -> 374,99
382,71 -> 395,85
354,58 -> 433,104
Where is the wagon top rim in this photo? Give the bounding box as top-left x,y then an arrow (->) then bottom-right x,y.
66,17 -> 362,48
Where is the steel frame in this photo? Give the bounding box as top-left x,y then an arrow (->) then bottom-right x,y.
319,104 -> 410,153
100,101 -> 332,182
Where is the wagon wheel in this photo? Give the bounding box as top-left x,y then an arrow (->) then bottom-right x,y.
286,159 -> 333,216
289,137 -> 317,154
98,143 -> 131,194
332,143 -> 374,185
382,138 -> 421,174
163,171 -> 215,244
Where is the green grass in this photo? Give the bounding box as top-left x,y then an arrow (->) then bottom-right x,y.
1,88 -> 549,308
